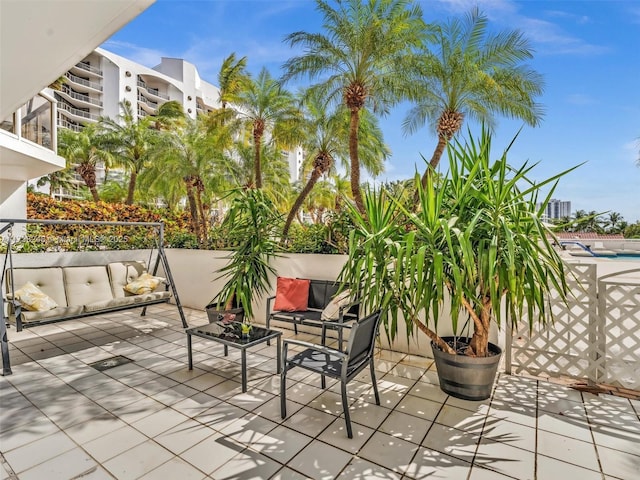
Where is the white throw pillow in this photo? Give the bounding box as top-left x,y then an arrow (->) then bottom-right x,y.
13,282 -> 58,311
124,273 -> 165,295
321,289 -> 352,321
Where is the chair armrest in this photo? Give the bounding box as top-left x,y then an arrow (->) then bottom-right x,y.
283,338 -> 348,360
266,295 -> 276,317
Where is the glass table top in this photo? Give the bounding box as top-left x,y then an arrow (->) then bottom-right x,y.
186,321 -> 279,347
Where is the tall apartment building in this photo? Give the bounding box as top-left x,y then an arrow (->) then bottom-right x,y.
540,199 -> 572,220
56,48 -> 220,132
49,48 -> 305,196
45,48 -> 221,198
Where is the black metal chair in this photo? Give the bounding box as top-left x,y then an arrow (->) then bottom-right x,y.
280,310 -> 382,438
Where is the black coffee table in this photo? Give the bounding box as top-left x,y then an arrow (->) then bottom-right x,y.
186,321 -> 282,392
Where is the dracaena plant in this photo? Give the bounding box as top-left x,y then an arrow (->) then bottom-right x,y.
340,128 -> 576,357
215,188 -> 282,321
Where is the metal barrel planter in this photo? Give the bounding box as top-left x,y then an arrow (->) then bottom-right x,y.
431,336 -> 502,401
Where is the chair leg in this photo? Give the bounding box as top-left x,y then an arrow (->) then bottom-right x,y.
341,381 -> 353,439
370,358 -> 380,405
280,367 -> 288,419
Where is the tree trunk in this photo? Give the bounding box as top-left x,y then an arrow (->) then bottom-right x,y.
349,108 -> 364,214
184,182 -> 200,242
126,170 -> 137,205
253,122 -> 264,189
420,134 -> 449,189
467,299 -> 492,357
282,168 -> 322,241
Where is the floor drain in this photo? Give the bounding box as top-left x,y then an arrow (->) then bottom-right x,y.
89,355 -> 134,371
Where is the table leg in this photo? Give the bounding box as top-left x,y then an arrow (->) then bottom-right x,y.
224,345 -> 228,357
241,349 -> 247,393
276,335 -> 282,374
187,333 -> 193,370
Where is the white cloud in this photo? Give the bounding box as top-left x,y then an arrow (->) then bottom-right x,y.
433,0 -> 608,56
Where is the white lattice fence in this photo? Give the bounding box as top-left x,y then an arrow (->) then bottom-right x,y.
506,265 -> 640,389
597,270 -> 640,389
506,264 -> 598,380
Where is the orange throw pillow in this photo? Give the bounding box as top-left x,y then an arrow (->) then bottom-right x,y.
273,277 -> 310,312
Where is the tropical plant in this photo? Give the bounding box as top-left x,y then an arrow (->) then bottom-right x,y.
97,100 -> 157,205
340,128 -> 575,360
403,8 -> 544,186
225,67 -> 301,188
218,53 -> 250,109
214,188 -> 283,320
57,125 -> 113,202
142,117 -> 221,245
282,0 -> 427,214
282,91 -> 389,240
36,161 -> 75,198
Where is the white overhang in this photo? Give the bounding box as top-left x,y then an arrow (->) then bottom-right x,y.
0,0 -> 156,120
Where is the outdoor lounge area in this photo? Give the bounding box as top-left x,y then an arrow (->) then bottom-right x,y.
1,304 -> 638,480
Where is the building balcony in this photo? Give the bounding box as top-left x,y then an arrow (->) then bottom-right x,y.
58,85 -> 102,107
64,72 -> 103,92
57,102 -> 99,122
72,61 -> 103,76
136,79 -> 170,101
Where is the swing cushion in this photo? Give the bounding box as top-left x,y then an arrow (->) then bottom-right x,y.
108,261 -> 147,298
124,273 -> 166,295
13,282 -> 59,311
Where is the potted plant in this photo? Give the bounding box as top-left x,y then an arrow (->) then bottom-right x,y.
340,129 -> 575,400
208,188 -> 282,325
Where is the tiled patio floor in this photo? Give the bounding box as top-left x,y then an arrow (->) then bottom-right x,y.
1,305 -> 638,479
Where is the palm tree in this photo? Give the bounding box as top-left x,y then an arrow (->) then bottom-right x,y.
218,53 -> 250,109
282,0 -> 427,214
229,67 -> 301,188
606,212 -> 624,233
57,125 -> 112,202
282,92 -> 389,240
403,8 -> 544,186
152,100 -> 186,130
144,117 -> 220,245
98,100 -> 157,205
36,162 -> 75,198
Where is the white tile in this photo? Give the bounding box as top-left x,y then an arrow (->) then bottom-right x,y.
154,418 -> 215,454
537,454 -> 603,480
102,439 -> 174,480
171,392 -> 222,417
180,432 -> 245,474
405,447 -> 472,479
358,431 -> 418,474
537,429 -> 600,471
111,396 -> 166,424
283,405 -> 337,437
537,410 -> 593,441
349,400 -> 392,429
196,402 -> 247,431
64,413 -> 126,444
408,379 -> 449,403
139,457 -> 206,480
81,425 -> 147,462
597,443 -> 640,479
0,417 -> 61,452
288,439 -> 353,480
395,394 -> 443,421
218,413 -> 278,446
270,466 -> 311,480
308,390 -> 355,415
421,422 -> 479,460
211,450 -> 282,480
434,404 -> 486,433
318,418 -> 375,454
130,407 -> 189,438
475,438 -> 534,480
3,431 -> 75,473
338,457 -> 402,479
591,423 -> 640,453
253,425 -> 313,464
480,417 -> 536,452
18,447 -> 97,480
379,410 -> 433,444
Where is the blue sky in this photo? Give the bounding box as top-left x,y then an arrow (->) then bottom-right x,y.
104,0 -> 640,223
